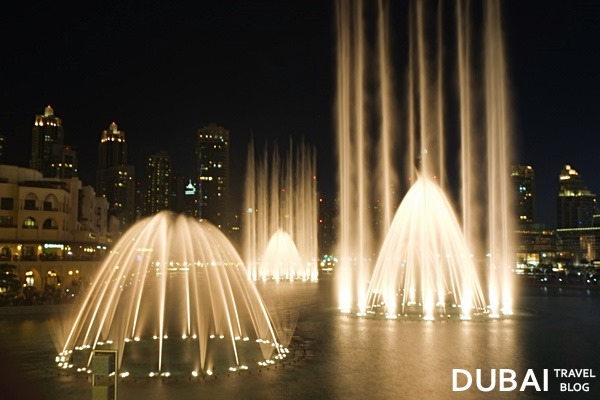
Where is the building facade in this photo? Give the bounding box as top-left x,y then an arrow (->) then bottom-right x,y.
0,165 -> 113,292
196,124 -> 231,231
556,165 -> 600,264
29,106 -> 78,179
557,165 -> 597,229
0,135 -> 5,163
511,165 -> 535,225
171,175 -> 199,218
144,151 -> 171,216
96,122 -> 135,231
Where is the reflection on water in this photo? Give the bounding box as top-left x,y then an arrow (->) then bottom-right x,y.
1,280 -> 599,399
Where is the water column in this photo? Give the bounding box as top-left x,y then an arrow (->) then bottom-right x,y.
456,0 -> 483,281
243,141 -> 257,280
484,0 -> 514,316
335,0 -> 355,312
435,0 -> 445,189
335,0 -> 374,313
376,0 -> 396,235
353,0 -> 372,313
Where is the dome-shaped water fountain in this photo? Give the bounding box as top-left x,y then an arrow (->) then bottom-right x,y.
365,177 -> 487,320
56,212 -> 289,378
258,229 -> 306,282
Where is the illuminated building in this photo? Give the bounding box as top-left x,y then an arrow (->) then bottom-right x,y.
171,176 -> 199,218
30,105 -> 78,178
96,122 -> 135,231
196,123 -> 231,231
511,165 -> 535,225
557,165 -> 597,229
0,135 -> 5,163
556,165 -> 600,264
144,151 -> 171,215
0,164 -> 112,291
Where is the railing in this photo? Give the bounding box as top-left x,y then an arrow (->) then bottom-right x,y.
10,254 -> 108,262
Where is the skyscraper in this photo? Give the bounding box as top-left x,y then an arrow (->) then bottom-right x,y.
0,135 -> 5,163
557,165 -> 598,229
144,151 -> 171,216
511,165 -> 535,225
171,175 -> 199,218
30,105 -> 78,178
555,165 -> 600,263
96,122 -> 135,230
196,123 -> 230,231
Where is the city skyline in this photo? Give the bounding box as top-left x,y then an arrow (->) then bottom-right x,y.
1,0 -> 599,228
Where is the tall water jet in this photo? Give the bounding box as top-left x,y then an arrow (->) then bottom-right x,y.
484,0 -> 514,316
56,212 -> 288,377
376,0 -> 398,235
335,0 -> 378,314
243,140 -> 318,282
335,0 -> 515,318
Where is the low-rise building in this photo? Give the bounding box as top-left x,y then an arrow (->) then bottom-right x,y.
0,164 -> 115,293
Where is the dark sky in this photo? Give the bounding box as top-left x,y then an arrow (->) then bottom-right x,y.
1,0 -> 599,228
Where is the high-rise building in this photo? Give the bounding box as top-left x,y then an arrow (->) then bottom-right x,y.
49,144 -> 78,179
196,123 -> 230,231
0,135 -> 5,163
144,151 -> 171,216
557,165 -> 597,229
30,105 -> 78,178
171,175 -> 199,218
96,122 -> 135,231
511,166 -> 556,268
511,165 -> 535,225
556,165 -> 600,264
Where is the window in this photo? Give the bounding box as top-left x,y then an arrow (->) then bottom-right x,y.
42,218 -> 58,230
44,194 -> 59,211
0,216 -> 14,227
22,217 -> 37,229
0,197 -> 13,210
25,272 -> 34,287
24,199 -> 37,210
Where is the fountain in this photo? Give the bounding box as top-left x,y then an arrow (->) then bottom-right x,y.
243,140 -> 319,282
335,0 -> 514,319
365,175 -> 487,320
55,212 -> 289,378
259,230 -> 306,282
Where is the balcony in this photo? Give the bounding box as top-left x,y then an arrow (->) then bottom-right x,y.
0,223 -> 17,228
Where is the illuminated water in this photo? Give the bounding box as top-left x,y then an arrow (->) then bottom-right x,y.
365,177 -> 487,320
243,140 -> 318,282
258,230 -> 309,282
335,0 -> 514,318
1,282 -> 600,399
52,212 -> 287,378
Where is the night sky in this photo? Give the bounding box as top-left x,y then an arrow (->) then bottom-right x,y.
1,0 -> 599,228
